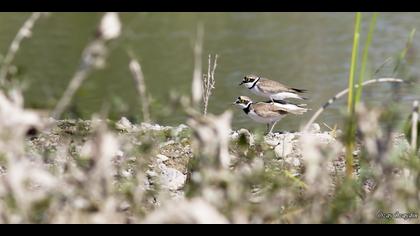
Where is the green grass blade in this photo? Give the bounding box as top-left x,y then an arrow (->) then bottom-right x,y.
401,28 -> 416,61
355,13 -> 378,104
345,12 -> 362,177
347,12 -> 362,114
394,28 -> 416,75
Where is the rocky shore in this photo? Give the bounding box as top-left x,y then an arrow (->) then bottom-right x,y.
25,117 -> 410,200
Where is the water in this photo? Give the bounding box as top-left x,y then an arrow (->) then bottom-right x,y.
0,12 -> 419,131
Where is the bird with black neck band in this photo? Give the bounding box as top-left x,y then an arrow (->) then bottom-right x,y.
239,74 -> 308,102
233,96 -> 308,134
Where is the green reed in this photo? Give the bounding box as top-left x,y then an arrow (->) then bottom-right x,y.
355,13 -> 378,104
345,12 -> 362,177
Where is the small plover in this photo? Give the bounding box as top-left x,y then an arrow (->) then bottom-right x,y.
239,74 -> 308,101
233,96 -> 308,134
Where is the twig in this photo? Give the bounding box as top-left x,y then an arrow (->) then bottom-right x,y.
374,57 -> 393,75
51,40 -> 106,119
303,78 -> 406,131
202,54 -> 218,115
51,13 -> 121,119
0,12 -> 44,85
411,100 -> 419,151
51,69 -> 91,119
129,57 -> 151,123
191,23 -> 204,107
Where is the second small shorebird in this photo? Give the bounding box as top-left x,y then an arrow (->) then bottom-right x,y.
239,74 -> 308,101
233,96 -> 308,134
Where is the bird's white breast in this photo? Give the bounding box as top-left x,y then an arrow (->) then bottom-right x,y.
250,85 -> 269,98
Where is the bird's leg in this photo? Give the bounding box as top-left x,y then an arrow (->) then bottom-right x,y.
265,123 -> 270,134
270,96 -> 274,103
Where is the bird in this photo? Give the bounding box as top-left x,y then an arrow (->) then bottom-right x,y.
239,74 -> 308,101
233,96 -> 308,134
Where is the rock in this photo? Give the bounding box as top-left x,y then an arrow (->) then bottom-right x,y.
119,201 -> 131,211
273,134 -> 295,158
115,150 -> 124,158
115,117 -> 133,131
301,131 -> 337,146
265,139 -> 279,147
121,169 -> 132,178
140,122 -> 167,131
308,123 -> 321,133
265,132 -> 295,147
158,163 -> 186,191
316,132 -> 337,144
73,197 -> 90,210
230,129 -> 255,146
0,166 -> 6,175
159,140 -> 175,148
173,124 -> 189,136
157,154 -> 169,162
146,170 -> 158,178
284,156 -> 301,167
274,142 -> 294,158
352,150 -> 360,157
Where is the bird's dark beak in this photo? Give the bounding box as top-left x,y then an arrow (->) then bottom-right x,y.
239,81 -> 244,86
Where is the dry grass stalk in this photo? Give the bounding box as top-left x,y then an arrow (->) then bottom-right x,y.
0,89 -> 41,161
191,24 -> 204,107
142,198 -> 228,224
51,13 -> 121,119
202,54 -> 218,115
129,57 -> 151,123
356,103 -> 388,162
411,100 -> 419,151
303,78 -> 405,131
51,69 -> 91,119
0,12 -> 46,85
187,110 -> 232,169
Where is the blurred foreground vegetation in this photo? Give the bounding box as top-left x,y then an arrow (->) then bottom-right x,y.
0,12 -> 419,224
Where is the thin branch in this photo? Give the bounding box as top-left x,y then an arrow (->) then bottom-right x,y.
0,12 -> 44,85
191,23 -> 204,107
51,69 -> 90,119
210,54 -> 218,81
51,40 -> 107,119
303,78 -> 406,132
51,13 -> 121,119
411,100 -> 419,151
129,57 -> 151,123
202,54 -> 218,115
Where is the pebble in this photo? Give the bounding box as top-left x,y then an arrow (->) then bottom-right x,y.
308,123 -> 321,133
157,154 -> 169,162
274,141 -> 294,158
115,117 -> 133,131
158,164 -> 186,191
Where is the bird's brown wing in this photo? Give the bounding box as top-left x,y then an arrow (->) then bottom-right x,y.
252,103 -> 288,118
257,78 -> 296,93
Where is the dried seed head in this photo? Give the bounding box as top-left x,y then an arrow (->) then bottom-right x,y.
98,12 -> 122,41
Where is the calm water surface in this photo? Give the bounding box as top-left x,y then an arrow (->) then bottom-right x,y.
0,13 -> 419,131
